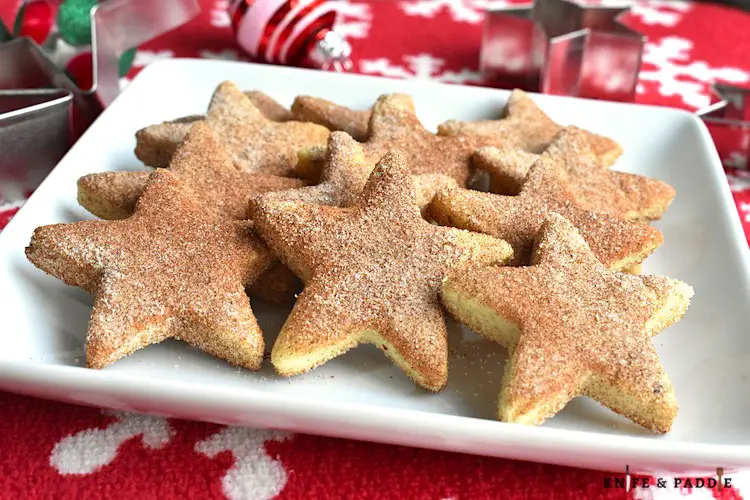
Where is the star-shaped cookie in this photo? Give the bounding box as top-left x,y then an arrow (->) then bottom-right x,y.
258,131 -> 457,212
356,93 -> 487,186
473,127 -> 675,222
428,152 -> 664,270
78,123 -> 305,303
249,151 -> 513,391
26,169 -> 273,370
79,122 -> 306,220
291,96 -> 371,142
133,90 -> 293,169
441,213 -> 693,432
438,89 -> 622,166
135,81 -> 330,175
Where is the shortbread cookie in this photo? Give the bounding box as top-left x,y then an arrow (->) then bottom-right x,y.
428,152 -> 664,270
243,90 -> 294,122
79,123 -> 304,303
258,131 -> 457,213
473,147 -> 538,195
132,90 -> 292,168
359,94 -> 488,186
291,96 -> 370,141
80,123 -> 306,220
135,81 -> 329,175
473,127 -> 675,222
249,151 -> 513,391
26,170 -> 272,370
438,89 -> 622,166
441,213 -> 693,433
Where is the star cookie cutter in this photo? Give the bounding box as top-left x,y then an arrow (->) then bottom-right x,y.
697,83 -> 750,170
480,0 -> 644,102
0,0 -> 199,201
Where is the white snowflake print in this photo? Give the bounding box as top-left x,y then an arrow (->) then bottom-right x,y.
195,427 -> 291,500
638,37 -> 750,109
200,49 -> 241,60
50,410 -> 174,475
399,0 -> 509,24
728,168 -> 750,191
0,199 -> 24,214
132,50 -> 175,67
740,202 -> 750,222
725,152 -> 749,171
334,1 -> 373,39
360,54 -> 482,83
629,0 -> 691,28
211,0 -> 232,28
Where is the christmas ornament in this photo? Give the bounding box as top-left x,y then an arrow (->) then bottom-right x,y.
0,0 -> 199,201
13,0 -> 54,44
12,0 -> 145,93
698,84 -> 750,170
229,0 -> 352,71
480,0 -> 644,102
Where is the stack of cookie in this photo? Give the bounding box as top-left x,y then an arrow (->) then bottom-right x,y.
25,81 -> 693,434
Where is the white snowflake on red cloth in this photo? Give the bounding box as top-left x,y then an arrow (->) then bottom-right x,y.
629,0 -> 691,27
360,54 -> 481,83
638,36 -> 750,109
50,411 -> 174,474
399,0 -> 509,24
727,168 -> 750,193
48,409 -> 292,499
210,0 -> 231,28
724,153 -> 749,170
334,1 -> 373,39
195,427 -> 291,500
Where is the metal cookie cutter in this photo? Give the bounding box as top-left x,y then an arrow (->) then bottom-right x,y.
697,84 -> 750,170
480,0 -> 644,102
0,0 -> 200,202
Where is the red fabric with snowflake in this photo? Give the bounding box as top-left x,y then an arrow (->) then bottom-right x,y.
1,1 -> 750,499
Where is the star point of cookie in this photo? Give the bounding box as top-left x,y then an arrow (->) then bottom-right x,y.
438,89 -> 622,166
361,93 -> 483,186
441,213 -> 693,432
79,123 -> 304,303
249,151 -> 513,391
135,82 -> 329,175
27,169 -> 273,370
80,122 -> 306,221
258,131 -> 458,212
428,152 -> 664,270
133,90 -> 292,169
292,96 -> 371,141
474,127 -> 676,221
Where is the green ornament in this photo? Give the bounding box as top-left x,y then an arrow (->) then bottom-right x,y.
57,0 -> 97,46
0,20 -> 10,42
119,47 -> 137,77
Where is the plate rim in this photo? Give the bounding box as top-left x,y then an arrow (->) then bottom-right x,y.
2,58 -> 749,474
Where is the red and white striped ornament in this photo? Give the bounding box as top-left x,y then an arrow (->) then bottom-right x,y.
228,0 -> 352,70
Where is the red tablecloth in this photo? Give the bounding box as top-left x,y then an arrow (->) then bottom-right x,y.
2,1 -> 750,498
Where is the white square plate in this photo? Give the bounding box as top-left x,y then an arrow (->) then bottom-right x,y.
1,59 -> 749,475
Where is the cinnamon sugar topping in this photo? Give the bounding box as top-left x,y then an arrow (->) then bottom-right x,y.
441,213 -> 693,433
249,151 -> 513,391
27,170 -> 272,370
